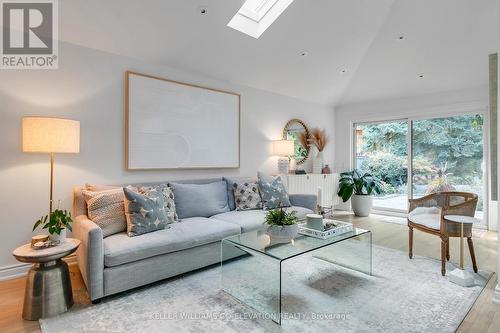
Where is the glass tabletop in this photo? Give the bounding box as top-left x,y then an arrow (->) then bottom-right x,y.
223,227 -> 370,261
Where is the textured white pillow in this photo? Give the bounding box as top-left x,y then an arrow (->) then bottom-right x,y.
82,188 -> 126,237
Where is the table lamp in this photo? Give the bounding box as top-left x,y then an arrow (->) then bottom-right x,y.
22,117 -> 80,214
273,140 -> 294,174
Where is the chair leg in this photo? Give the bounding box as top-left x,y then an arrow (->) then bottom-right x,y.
446,240 -> 450,261
408,227 -> 413,259
467,237 -> 478,273
441,237 -> 447,276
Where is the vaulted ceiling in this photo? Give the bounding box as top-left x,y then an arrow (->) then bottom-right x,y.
58,0 -> 499,106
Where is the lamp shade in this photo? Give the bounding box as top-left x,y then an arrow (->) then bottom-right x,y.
22,117 -> 80,153
273,140 -> 294,156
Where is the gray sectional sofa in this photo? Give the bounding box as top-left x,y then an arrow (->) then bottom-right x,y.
72,178 -> 316,302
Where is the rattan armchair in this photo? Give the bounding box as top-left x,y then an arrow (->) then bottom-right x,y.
408,191 -> 478,276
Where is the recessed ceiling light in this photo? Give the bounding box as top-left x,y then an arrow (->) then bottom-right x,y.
300,51 -> 308,57
340,69 -> 347,74
398,34 -> 406,41
227,0 -> 295,38
417,73 -> 425,79
199,6 -> 208,15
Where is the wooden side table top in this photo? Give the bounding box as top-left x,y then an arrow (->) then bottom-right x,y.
444,215 -> 481,224
12,238 -> 80,263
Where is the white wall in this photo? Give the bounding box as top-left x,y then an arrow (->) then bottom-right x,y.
0,41 -> 335,271
333,87 -> 490,213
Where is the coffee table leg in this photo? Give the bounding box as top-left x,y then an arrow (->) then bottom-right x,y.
23,259 -> 73,320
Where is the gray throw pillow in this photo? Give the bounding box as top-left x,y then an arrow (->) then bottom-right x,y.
233,182 -> 262,211
137,184 -> 178,223
170,181 -> 230,219
123,187 -> 170,237
224,176 -> 257,210
257,173 -> 291,210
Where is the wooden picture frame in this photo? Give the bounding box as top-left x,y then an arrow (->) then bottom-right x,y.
125,71 -> 240,170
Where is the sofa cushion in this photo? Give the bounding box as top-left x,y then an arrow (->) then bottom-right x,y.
170,181 -> 230,219
82,188 -> 126,237
123,187 -> 170,237
223,177 -> 257,210
408,207 -> 441,230
211,206 -> 313,233
103,217 -> 240,267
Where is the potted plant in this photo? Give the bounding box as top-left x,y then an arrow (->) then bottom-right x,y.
264,206 -> 298,242
33,209 -> 72,243
337,170 -> 383,217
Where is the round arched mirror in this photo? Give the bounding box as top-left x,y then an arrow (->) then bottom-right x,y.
282,119 -> 310,165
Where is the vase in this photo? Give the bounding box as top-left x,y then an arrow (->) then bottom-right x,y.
322,164 -> 331,174
49,229 -> 67,243
312,150 -> 324,174
351,195 -> 373,217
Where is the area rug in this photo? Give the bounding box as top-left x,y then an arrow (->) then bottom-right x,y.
40,245 -> 491,333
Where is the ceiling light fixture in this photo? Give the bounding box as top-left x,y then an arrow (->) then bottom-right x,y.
398,34 -> 406,41
300,51 -> 308,57
340,69 -> 347,74
417,73 -> 425,79
199,6 -> 208,15
227,0 -> 294,38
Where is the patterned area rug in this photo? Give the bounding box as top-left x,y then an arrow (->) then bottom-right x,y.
40,245 -> 491,333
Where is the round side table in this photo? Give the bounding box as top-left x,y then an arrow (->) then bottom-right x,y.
12,238 -> 80,320
443,215 -> 479,287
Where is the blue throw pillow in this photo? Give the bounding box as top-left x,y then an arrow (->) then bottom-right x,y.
170,181 -> 230,219
257,173 -> 291,210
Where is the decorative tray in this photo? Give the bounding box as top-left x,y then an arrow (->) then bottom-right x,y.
298,219 -> 353,239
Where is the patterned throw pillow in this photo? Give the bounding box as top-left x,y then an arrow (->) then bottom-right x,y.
137,184 -> 178,223
82,188 -> 127,237
232,182 -> 262,211
123,187 -> 170,237
257,175 -> 291,210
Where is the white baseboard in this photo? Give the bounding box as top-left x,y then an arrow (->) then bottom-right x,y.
493,283 -> 500,305
0,254 -> 77,281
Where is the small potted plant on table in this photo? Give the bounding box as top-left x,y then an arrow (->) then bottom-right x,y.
337,170 -> 384,217
33,209 -> 73,243
264,206 -> 298,242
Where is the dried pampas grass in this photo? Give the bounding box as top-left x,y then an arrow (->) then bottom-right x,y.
309,128 -> 328,152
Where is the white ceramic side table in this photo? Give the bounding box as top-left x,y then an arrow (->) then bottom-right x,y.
12,238 -> 80,320
443,215 -> 480,287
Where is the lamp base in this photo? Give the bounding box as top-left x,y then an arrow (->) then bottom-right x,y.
448,268 -> 475,287
277,157 -> 289,174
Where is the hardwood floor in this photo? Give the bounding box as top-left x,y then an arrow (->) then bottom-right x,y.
0,213 -> 499,333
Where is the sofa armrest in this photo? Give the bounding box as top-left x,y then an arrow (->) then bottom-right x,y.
73,215 -> 104,301
289,194 -> 317,211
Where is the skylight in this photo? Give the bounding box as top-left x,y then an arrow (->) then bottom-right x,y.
227,0 -> 294,39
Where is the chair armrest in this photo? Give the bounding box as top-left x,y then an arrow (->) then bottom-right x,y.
289,194 -> 317,211
73,215 -> 104,301
408,193 -> 438,212
442,198 -> 478,217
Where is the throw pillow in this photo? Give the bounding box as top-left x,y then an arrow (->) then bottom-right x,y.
170,181 -> 230,219
223,176 -> 257,210
232,182 -> 262,211
123,187 -> 170,237
137,184 -> 178,223
257,173 -> 291,210
82,188 -> 127,237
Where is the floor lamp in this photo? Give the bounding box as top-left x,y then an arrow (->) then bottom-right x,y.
22,117 -> 80,214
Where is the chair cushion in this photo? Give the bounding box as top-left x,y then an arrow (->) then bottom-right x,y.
170,181 -> 230,219
408,207 -> 441,230
103,217 -> 240,267
211,206 -> 313,233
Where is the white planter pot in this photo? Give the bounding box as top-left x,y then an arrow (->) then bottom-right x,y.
49,229 -> 67,243
351,195 -> 373,217
266,224 -> 299,242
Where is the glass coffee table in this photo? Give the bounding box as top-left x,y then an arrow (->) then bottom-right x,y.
221,227 -> 372,324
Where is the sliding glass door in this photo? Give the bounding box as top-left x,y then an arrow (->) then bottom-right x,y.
354,113 -> 486,224
354,120 -> 409,211
412,114 -> 485,220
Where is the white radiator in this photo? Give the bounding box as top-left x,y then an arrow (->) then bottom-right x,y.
286,174 -> 340,207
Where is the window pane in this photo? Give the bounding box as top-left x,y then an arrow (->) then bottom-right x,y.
355,121 -> 408,211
